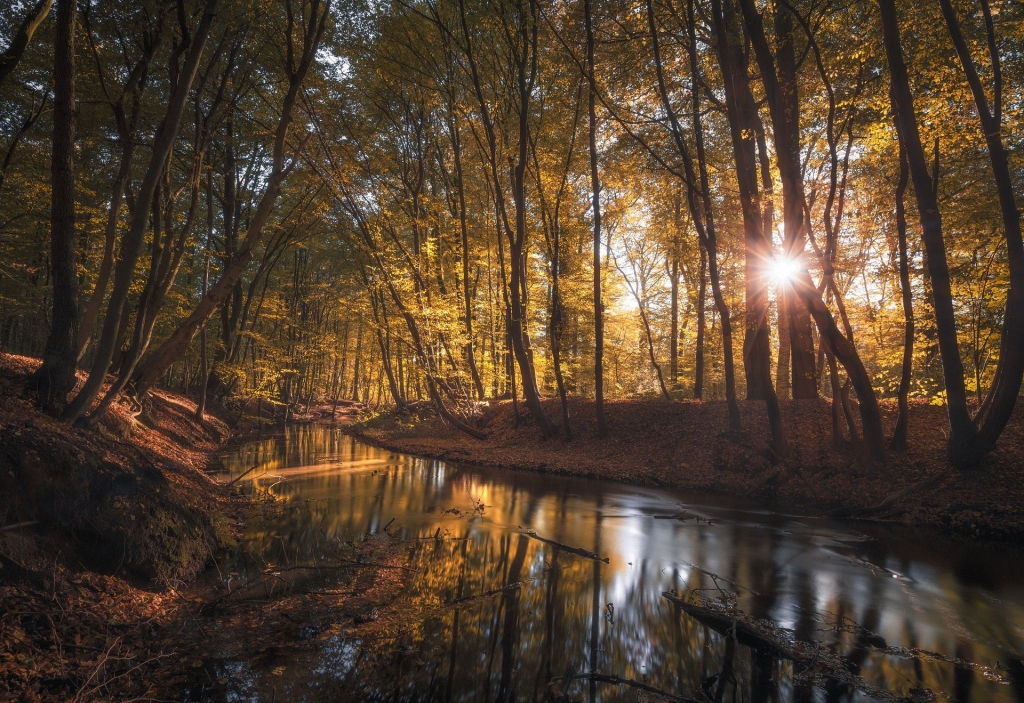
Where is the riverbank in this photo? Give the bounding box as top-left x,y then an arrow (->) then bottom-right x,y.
0,353 -> 416,701
350,396 -> 1024,540
0,353 -> 243,699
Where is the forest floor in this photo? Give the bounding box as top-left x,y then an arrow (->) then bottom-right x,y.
350,396 -> 1024,541
0,354 -> 413,702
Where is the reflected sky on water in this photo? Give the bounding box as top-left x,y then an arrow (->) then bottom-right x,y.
209,425 -> 1024,702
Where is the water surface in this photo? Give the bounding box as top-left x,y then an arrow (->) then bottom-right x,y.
209,425 -> 1024,702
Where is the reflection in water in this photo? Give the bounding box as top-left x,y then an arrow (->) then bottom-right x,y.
213,426 -> 1024,702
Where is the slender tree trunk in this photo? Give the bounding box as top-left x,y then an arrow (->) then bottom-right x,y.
646,0 -> 740,426
584,0 -> 607,437
878,0 -> 976,464
450,116 -> 485,400
694,240 -> 706,399
892,141 -> 913,450
35,0 -> 79,414
670,253 -> 679,388
196,169 -> 214,420
351,321 -> 363,400
457,0 -> 553,436
77,124 -> 133,359
939,0 -> 1024,457
370,291 -> 404,407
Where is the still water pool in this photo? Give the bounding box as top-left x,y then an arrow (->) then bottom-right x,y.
208,425 -> 1024,702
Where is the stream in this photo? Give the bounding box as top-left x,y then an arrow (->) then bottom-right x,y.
203,425 -> 1024,702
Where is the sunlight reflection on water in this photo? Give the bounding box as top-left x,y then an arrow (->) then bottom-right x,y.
204,425 -> 1024,702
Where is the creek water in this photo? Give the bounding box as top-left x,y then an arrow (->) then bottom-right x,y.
204,425 -> 1024,702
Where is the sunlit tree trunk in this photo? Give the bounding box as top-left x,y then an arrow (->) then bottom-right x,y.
647,0 -> 741,428
458,0 -> 555,436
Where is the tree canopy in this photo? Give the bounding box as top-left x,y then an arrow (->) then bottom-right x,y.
1,0 -> 1021,465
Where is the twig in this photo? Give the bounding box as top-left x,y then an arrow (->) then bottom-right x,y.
225,463 -> 261,487
522,530 -> 609,563
446,581 -> 522,607
263,561 -> 418,573
0,520 -> 38,531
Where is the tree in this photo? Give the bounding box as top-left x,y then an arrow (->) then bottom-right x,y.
34,0 -> 78,414
63,0 -> 220,424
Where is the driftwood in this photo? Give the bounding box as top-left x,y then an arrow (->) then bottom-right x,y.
522,530 -> 609,563
446,581 -> 522,607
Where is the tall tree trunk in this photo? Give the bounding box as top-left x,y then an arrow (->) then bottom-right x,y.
370,290 -> 404,407
891,141 -> 913,450
670,248 -> 679,387
458,0 -> 554,436
584,0 -> 607,436
450,115 -> 485,400
63,0 -> 218,423
694,239 -> 706,399
739,0 -> 887,460
75,29 -> 157,358
196,169 -> 214,420
737,0 -> 817,399
76,121 -> 133,359
709,0 -> 786,455
939,0 -> 1024,458
35,0 -> 79,414
646,0 -> 740,426
878,0 -> 976,464
351,321 -> 363,400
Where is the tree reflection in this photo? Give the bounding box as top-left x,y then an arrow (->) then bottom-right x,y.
214,427 -> 1024,702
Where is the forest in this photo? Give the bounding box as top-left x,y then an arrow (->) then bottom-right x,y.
2,0 -> 1022,464
2,0 -> 1024,698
